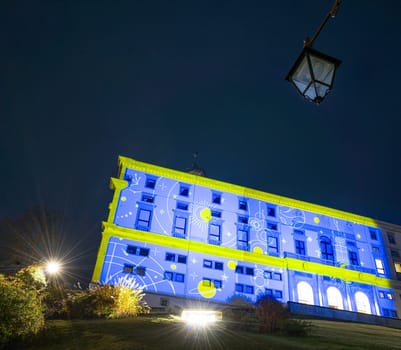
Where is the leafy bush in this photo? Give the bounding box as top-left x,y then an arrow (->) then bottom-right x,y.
66,277 -> 150,319
42,285 -> 68,319
0,274 -> 44,347
256,296 -> 289,334
255,296 -> 311,336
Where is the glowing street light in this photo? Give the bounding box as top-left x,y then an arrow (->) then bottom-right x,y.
45,260 -> 61,275
181,309 -> 222,327
286,0 -> 342,104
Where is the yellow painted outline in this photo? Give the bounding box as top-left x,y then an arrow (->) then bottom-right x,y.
92,222 -> 391,288
117,156 -> 379,227
107,178 -> 128,223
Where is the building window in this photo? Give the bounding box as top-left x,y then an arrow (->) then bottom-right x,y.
235,265 -> 254,276
123,264 -> 134,273
212,192 -> 222,205
235,265 -> 244,274
379,291 -> 385,298
164,271 -> 184,283
267,234 -> 279,255
214,280 -> 222,289
355,291 -> 371,314
239,199 -> 247,211
145,176 -> 157,189
297,281 -> 314,305
203,279 -> 211,287
347,242 -> 359,266
372,246 -> 380,253
166,253 -> 187,264
273,290 -> 283,299
208,223 -> 222,245
244,285 -> 254,294
273,272 -> 282,281
267,204 -> 276,217
141,193 -> 155,203
246,267 -> 254,276
176,201 -> 189,211
139,248 -> 150,256
174,273 -> 185,283
294,229 -> 305,235
295,239 -> 306,255
135,207 -> 153,231
164,271 -> 173,280
320,236 -> 334,262
203,259 -> 213,268
237,228 -> 249,251
214,261 -> 224,270
267,222 -> 278,231
136,266 -> 146,276
179,184 -> 190,197
160,298 -> 169,307
165,253 -> 175,262
388,232 -> 396,245
127,245 -> 149,257
238,216 -> 248,224
235,283 -> 243,293
211,210 -> 222,218
375,258 -> 385,274
177,255 -> 187,264
172,215 -> 187,238
263,271 -> 272,279
394,262 -> 401,273
236,283 -> 254,294
369,229 -> 378,240
327,286 -> 344,310
387,293 -> 393,300
348,251 -> 359,266
391,250 -> 400,258
265,288 -> 273,297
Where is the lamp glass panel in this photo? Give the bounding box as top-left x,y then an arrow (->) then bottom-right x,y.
315,82 -> 330,98
304,85 -> 317,101
292,56 -> 311,94
310,55 -> 335,85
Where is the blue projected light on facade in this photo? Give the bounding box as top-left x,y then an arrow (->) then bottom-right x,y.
93,156 -> 398,319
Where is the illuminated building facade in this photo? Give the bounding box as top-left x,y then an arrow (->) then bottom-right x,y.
92,156 -> 400,318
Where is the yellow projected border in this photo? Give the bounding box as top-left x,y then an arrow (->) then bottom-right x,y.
117,155 -> 379,228
92,222 -> 391,288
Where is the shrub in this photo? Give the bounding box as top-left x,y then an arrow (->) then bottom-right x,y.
66,277 -> 150,319
0,274 -> 44,347
256,296 -> 289,334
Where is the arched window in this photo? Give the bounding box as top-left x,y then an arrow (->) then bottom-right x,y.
297,281 -> 314,305
327,286 -> 343,309
320,236 -> 334,262
355,291 -> 371,314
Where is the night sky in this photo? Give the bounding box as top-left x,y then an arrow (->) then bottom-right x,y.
1,1 -> 400,282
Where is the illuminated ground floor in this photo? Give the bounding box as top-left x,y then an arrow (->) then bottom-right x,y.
92,223 -> 397,318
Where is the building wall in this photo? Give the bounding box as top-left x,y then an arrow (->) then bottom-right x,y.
92,156 -> 398,318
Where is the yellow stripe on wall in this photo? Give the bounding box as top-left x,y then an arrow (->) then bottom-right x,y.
92,222 -> 390,288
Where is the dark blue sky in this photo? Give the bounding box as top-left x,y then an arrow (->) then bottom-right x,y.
1,1 -> 400,280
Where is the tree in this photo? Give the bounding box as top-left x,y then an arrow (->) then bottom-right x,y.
0,265 -> 46,347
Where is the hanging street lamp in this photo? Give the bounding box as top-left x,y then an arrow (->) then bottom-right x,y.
286,0 -> 342,105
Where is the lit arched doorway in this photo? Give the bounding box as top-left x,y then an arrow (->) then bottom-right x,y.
355,291 -> 371,314
297,281 -> 314,305
327,286 -> 343,309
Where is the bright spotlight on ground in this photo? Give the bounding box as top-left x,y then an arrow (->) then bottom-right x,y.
181,310 -> 222,327
46,261 -> 61,274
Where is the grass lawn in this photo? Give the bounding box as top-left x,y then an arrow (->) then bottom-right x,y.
11,316 -> 401,350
